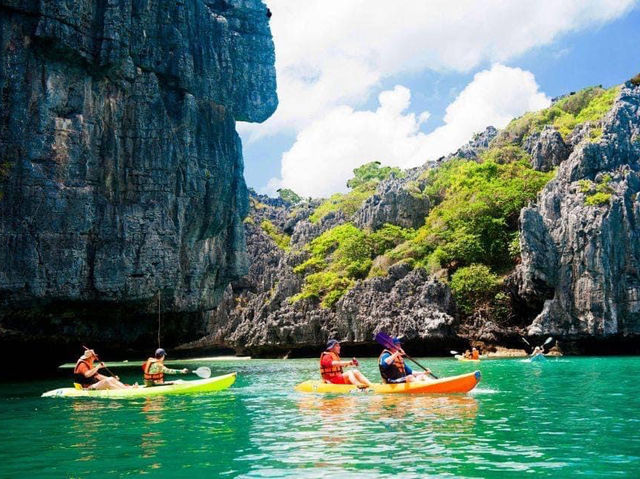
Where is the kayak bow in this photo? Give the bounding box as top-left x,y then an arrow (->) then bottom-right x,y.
295,371 -> 481,394
42,373 -> 236,399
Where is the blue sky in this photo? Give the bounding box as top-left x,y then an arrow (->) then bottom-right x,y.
240,1 -> 640,198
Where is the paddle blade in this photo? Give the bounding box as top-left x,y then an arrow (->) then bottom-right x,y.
374,331 -> 394,348
193,367 -> 211,379
521,337 -> 531,347
543,336 -> 554,345
450,350 -> 459,355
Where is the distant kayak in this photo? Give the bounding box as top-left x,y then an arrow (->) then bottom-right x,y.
295,371 -> 481,394
529,354 -> 547,363
42,373 -> 236,399
455,355 -> 481,362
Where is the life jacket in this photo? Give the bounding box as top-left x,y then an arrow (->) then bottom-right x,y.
378,349 -> 406,383
73,359 -> 99,388
320,351 -> 343,381
142,358 -> 164,383
472,350 -> 479,360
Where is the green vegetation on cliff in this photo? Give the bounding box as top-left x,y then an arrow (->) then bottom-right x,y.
277,188 -> 302,204
309,161 -> 402,223
293,148 -> 554,309
580,174 -> 613,206
292,223 -> 413,307
390,158 -> 554,272
450,264 -> 499,315
260,220 -> 291,250
494,85 -> 619,144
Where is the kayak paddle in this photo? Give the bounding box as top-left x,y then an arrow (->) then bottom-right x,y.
374,332 -> 438,379
450,350 -> 459,355
193,366 -> 211,379
523,336 -> 554,351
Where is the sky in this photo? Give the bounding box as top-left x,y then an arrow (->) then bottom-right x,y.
239,0 -> 640,198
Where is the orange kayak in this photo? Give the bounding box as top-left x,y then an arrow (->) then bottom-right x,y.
295,371 -> 481,394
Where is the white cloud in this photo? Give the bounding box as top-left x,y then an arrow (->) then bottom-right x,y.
241,0 -> 635,140
265,64 -> 551,198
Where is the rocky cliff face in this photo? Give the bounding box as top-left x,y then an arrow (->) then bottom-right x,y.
0,0 -> 276,363
181,193 -> 457,357
514,82 -> 640,342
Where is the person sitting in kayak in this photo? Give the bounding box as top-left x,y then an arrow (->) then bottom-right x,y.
471,347 -> 480,360
73,349 -> 130,390
143,348 -> 189,386
463,349 -> 472,359
531,346 -> 545,358
320,339 -> 373,388
379,337 -> 432,383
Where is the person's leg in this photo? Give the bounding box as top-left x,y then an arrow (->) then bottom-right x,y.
88,378 -> 118,390
90,377 -> 130,390
351,369 -> 373,386
343,371 -> 368,387
107,377 -> 131,389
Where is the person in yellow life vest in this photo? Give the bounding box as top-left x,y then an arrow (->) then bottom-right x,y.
73,349 -> 131,390
471,347 -> 480,360
142,348 -> 189,386
320,339 -> 373,387
379,337 -> 432,383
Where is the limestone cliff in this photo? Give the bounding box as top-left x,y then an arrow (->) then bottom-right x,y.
515,81 -> 640,343
0,0 -> 276,364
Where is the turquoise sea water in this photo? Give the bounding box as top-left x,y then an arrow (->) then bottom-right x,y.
1,357 -> 639,478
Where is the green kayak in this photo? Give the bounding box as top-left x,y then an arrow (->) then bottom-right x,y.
42,373 -> 236,399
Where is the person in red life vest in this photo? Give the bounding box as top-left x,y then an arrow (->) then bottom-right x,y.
73,349 -> 130,390
320,339 -> 373,387
379,337 -> 432,383
142,348 -> 189,386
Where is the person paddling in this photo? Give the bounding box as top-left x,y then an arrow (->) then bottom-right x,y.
379,337 -> 432,383
73,349 -> 131,390
471,347 -> 480,360
320,339 -> 373,388
142,348 -> 189,386
531,346 -> 545,358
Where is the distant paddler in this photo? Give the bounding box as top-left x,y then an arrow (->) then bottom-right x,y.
143,348 -> 189,386
530,346 -> 545,359
320,339 -> 373,388
73,349 -> 131,390
471,347 -> 480,360
379,337 -> 432,383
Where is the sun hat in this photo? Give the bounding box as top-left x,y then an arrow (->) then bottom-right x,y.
81,349 -> 96,359
325,339 -> 340,350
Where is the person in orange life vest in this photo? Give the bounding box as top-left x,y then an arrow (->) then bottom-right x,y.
471,347 -> 480,360
320,339 -> 373,387
143,348 -> 189,386
73,349 -> 130,390
379,337 -> 432,384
